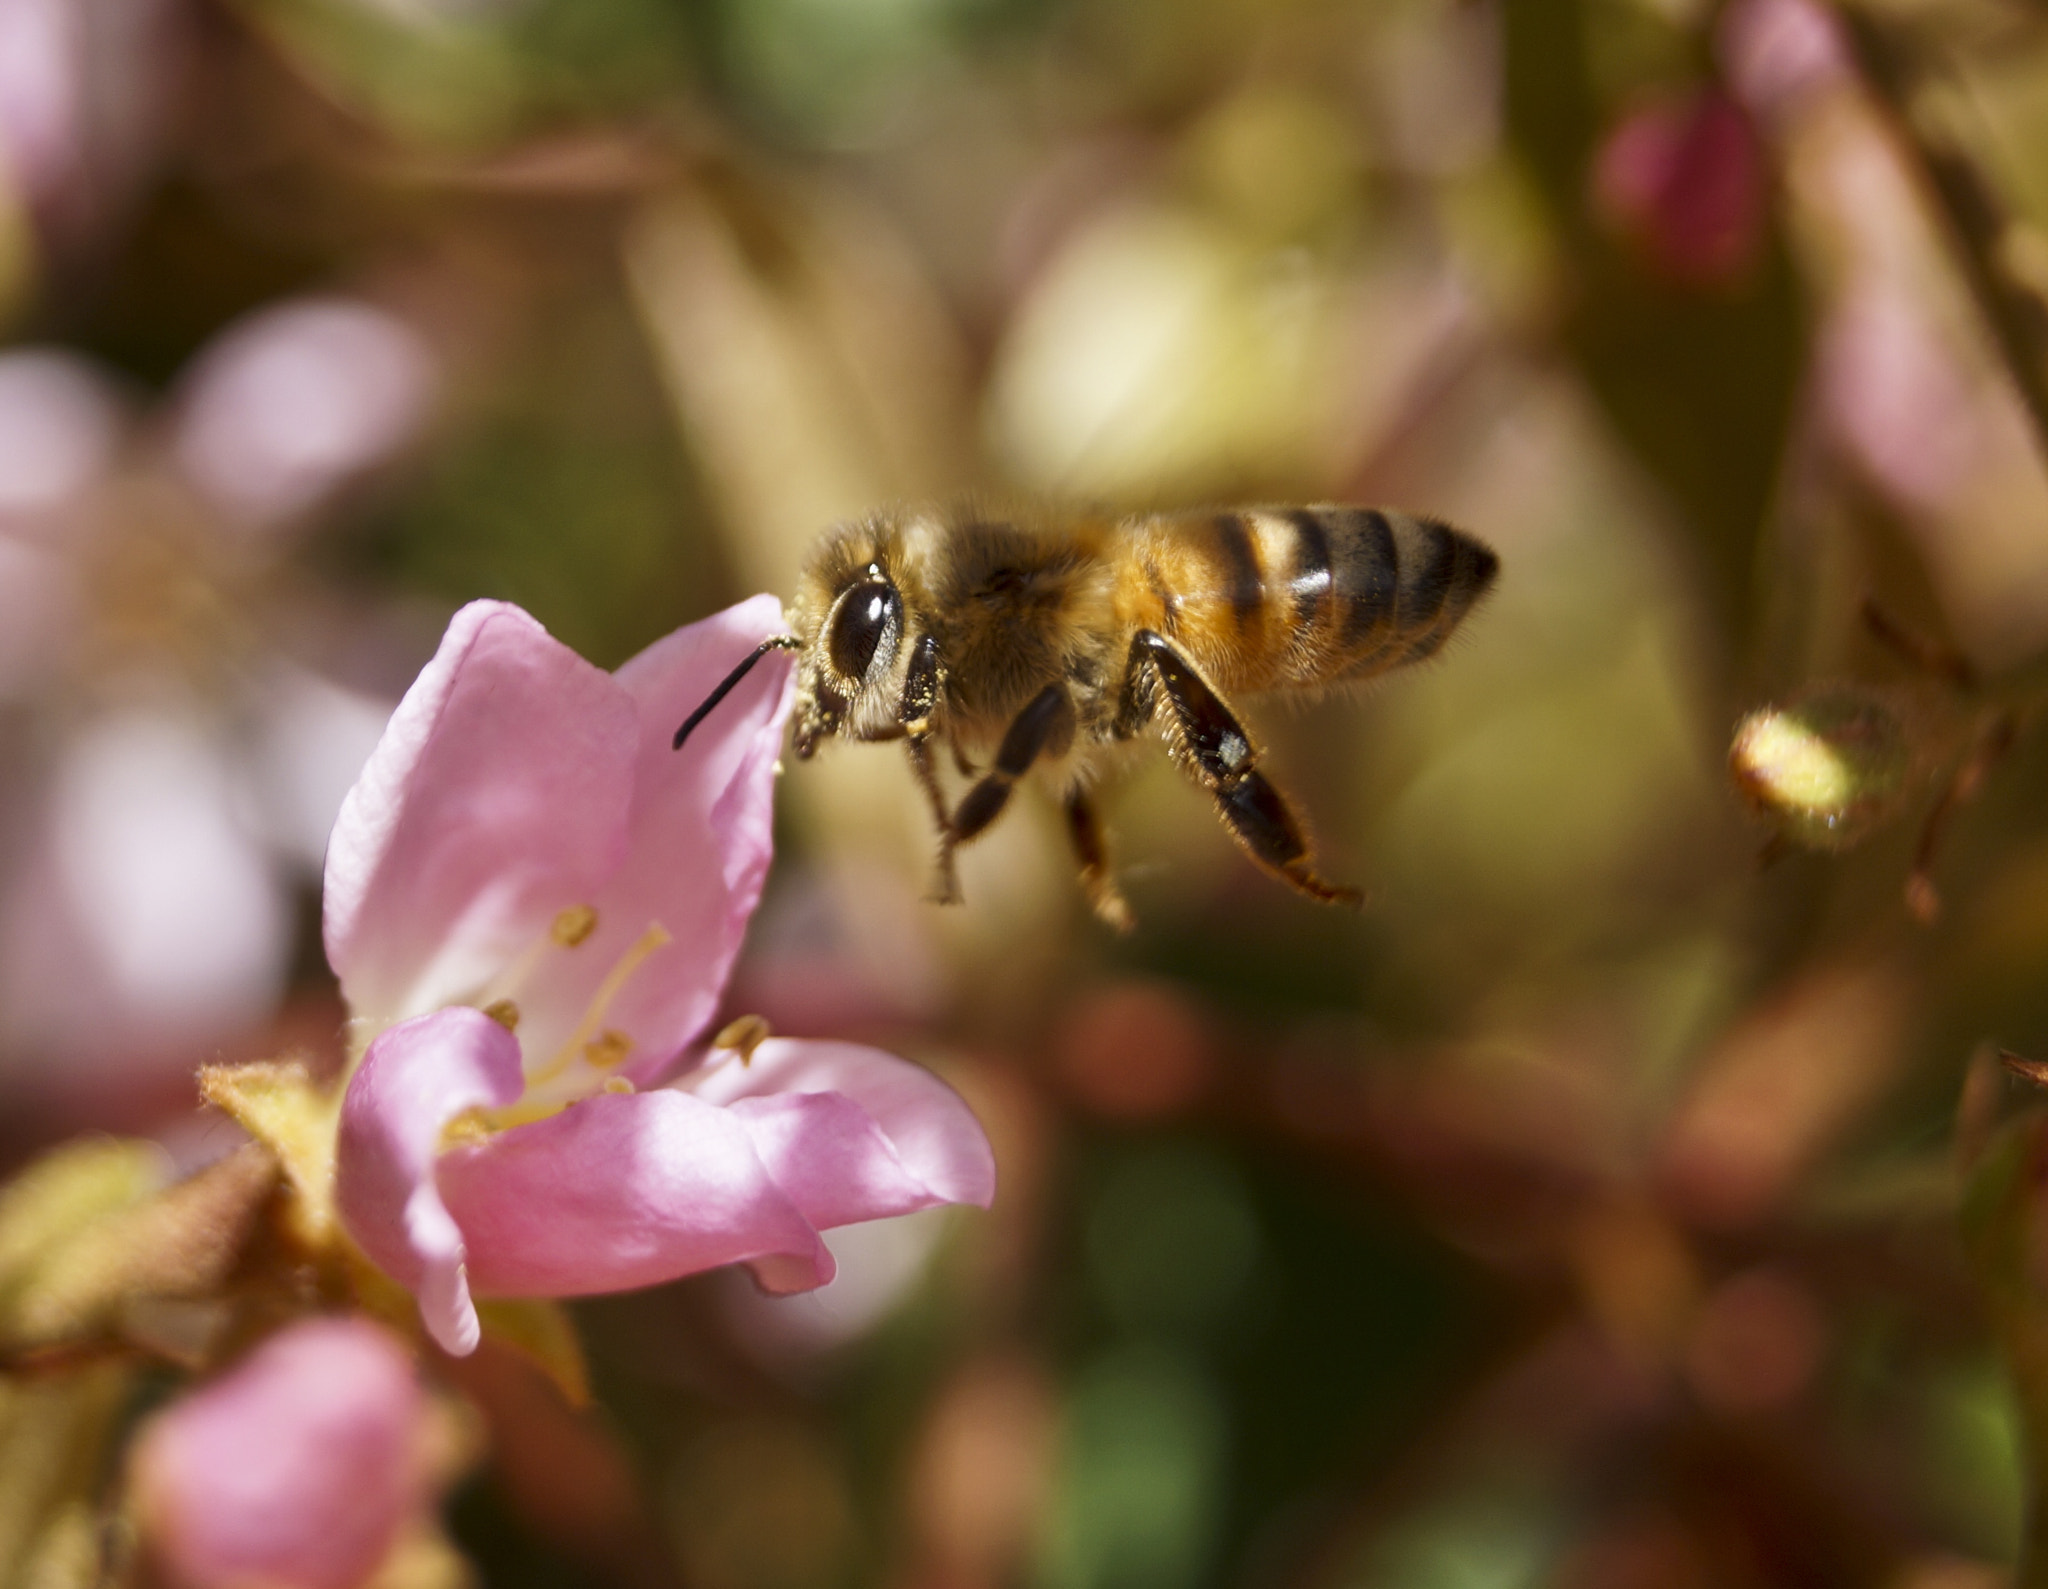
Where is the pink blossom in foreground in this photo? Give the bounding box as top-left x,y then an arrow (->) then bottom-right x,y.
330,598 -> 995,1355
131,1318 -> 428,1589
1593,87 -> 1766,289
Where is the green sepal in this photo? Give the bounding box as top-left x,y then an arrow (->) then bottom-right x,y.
1,1144 -> 279,1357
0,1140 -> 167,1299
474,1298 -> 591,1408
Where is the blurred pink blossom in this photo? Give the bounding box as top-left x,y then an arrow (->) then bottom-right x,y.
0,707 -> 294,1087
1816,281 -> 1984,510
131,1318 -> 430,1589
1719,0 -> 1853,127
0,349 -> 121,694
0,0 -> 179,253
1593,88 -> 1767,288
173,296 -> 437,532
0,322 -> 421,1118
0,347 -> 124,527
330,599 -> 995,1355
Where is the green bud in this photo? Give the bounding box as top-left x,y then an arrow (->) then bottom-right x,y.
1,1143 -> 278,1356
1729,689 -> 1912,850
0,1139 -> 166,1297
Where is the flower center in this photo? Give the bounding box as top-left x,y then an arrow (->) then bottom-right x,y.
523,919 -> 671,1091
459,909 -> 673,1135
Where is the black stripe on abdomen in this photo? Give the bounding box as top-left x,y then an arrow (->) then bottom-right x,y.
1401,529 -> 1500,660
1283,509 -> 1333,629
1213,513 -> 1263,631
1335,508 -> 1399,652
1395,517 -> 1458,633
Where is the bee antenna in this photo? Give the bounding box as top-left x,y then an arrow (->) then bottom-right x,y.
673,635 -> 801,750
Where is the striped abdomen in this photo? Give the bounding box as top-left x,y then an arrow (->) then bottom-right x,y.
1111,506 -> 1500,693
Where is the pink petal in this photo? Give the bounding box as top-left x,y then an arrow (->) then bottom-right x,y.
335,1006 -> 526,1355
322,601 -> 639,1023
436,1087 -> 833,1298
691,1038 -> 997,1217
511,595 -> 795,1085
132,1318 -> 426,1589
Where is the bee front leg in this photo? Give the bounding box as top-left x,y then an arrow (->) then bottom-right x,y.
906,737 -> 960,903
1124,630 -> 1362,908
939,684 -> 1077,894
896,634 -> 961,903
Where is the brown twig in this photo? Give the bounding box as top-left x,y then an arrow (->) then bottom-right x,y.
1837,4 -> 2048,457
1860,595 -> 1978,689
0,1335 -> 136,1380
2001,1048 -> 2048,1089
1906,707 -> 2018,922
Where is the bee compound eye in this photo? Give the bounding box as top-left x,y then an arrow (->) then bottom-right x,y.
827,580 -> 902,684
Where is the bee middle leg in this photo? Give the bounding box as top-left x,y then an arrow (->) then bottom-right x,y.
1123,629 -> 1363,908
1063,786 -> 1133,933
938,684 -> 1077,891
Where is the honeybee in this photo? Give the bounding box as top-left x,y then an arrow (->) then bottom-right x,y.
676,504 -> 1498,927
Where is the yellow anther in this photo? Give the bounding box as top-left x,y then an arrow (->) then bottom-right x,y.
441,1110 -> 494,1149
483,999 -> 521,1031
551,905 -> 600,947
713,1014 -> 772,1065
524,921 -> 672,1089
583,1030 -> 634,1069
480,1096 -> 572,1131
603,1076 -> 636,1095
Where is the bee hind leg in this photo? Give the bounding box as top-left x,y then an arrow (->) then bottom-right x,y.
1063,787 -> 1133,932
1125,629 -> 1363,909
1212,770 -> 1364,908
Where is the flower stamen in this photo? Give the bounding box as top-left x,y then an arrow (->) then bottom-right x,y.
551,905 -> 599,947
475,904 -> 602,1013
524,921 -> 672,1089
712,1014 -> 772,1065
443,1109 -> 493,1149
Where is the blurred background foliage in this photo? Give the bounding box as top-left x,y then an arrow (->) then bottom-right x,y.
6,0 -> 2048,1584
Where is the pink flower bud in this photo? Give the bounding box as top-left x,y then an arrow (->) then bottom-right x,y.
1593,88 -> 1767,289
132,1318 -> 429,1589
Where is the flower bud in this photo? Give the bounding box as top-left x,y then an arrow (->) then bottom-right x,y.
1729,689 -> 1912,849
131,1318 -> 431,1589
1594,87 -> 1766,289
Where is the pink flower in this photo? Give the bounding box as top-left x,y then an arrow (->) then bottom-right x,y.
1593,87 -> 1766,289
131,1318 -> 430,1589
330,598 -> 995,1356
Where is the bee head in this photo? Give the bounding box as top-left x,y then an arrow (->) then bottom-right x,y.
793,562 -> 905,758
